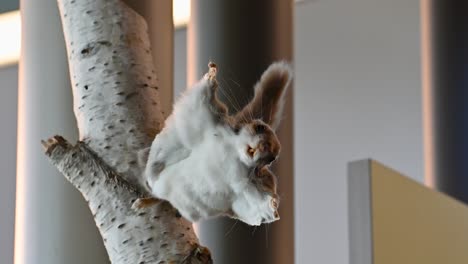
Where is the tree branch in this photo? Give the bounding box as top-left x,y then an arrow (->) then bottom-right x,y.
57,0 -> 162,188
42,136 -> 211,264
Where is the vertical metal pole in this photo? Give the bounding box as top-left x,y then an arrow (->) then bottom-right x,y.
16,0 -> 109,263
188,1 -> 294,263
422,0 -> 468,203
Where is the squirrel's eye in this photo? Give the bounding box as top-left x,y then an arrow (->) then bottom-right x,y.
254,124 -> 266,134
247,146 -> 256,157
232,126 -> 240,134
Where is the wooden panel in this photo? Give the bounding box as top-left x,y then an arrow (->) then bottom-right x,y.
371,160 -> 468,264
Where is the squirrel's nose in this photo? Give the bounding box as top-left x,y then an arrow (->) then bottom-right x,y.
274,210 -> 280,219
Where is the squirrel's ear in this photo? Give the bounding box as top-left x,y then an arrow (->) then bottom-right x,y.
234,61 -> 292,130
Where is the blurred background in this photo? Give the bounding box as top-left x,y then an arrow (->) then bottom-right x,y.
0,0 -> 427,263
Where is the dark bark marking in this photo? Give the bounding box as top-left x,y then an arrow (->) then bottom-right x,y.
80,41 -> 111,58
125,92 -> 138,100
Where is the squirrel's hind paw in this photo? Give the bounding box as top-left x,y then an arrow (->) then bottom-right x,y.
131,197 -> 161,210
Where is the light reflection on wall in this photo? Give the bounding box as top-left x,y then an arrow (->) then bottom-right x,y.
173,0 -> 190,28
420,0 -> 434,187
14,43 -> 25,264
0,11 -> 20,67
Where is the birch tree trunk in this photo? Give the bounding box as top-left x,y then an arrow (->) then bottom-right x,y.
42,0 -> 212,263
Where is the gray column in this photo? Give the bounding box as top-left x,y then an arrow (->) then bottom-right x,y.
188,1 -> 294,263
123,0 -> 174,116
0,65 -> 18,264
422,1 -> 468,203
15,0 -> 108,263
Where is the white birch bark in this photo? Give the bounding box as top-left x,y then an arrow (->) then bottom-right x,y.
42,0 -> 212,263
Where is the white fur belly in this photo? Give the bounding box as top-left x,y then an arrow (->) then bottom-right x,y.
149,130 -> 252,222
150,145 -> 236,221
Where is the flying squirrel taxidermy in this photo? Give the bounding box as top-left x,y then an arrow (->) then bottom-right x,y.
135,61 -> 292,226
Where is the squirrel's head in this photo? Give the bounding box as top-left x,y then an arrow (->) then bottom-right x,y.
228,167 -> 280,226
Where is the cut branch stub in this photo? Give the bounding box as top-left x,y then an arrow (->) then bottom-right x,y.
43,135 -> 212,264
57,0 -> 163,188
